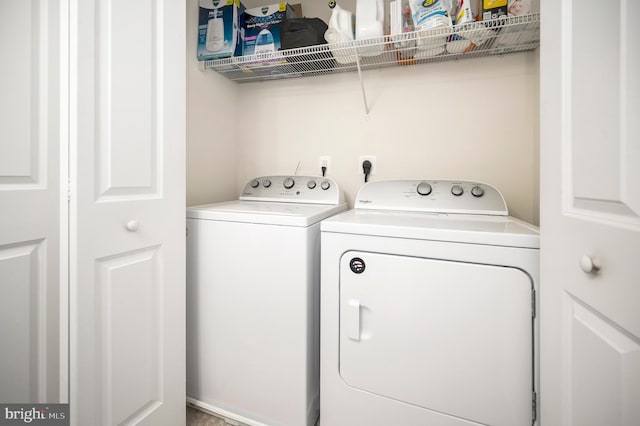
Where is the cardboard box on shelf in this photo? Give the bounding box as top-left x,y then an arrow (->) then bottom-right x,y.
290,3 -> 303,18
197,0 -> 245,61
240,2 -> 296,56
507,0 -> 537,17
482,0 -> 507,20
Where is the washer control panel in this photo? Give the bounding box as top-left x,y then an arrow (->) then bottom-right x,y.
355,180 -> 508,215
240,176 -> 344,205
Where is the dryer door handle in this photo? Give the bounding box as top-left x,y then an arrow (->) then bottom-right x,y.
347,299 -> 361,341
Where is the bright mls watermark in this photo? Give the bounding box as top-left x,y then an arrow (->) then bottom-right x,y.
0,405 -> 69,426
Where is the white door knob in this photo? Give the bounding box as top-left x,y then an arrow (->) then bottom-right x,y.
580,255 -> 601,274
126,220 -> 139,232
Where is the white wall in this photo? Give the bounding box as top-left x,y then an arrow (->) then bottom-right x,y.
236,52 -> 540,224
187,0 -> 239,206
187,0 -> 540,225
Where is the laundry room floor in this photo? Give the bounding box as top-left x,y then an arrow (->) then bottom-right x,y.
186,406 -> 321,426
186,406 -> 226,426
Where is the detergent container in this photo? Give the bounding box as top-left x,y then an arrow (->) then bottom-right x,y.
324,3 -> 357,64
355,0 -> 385,56
409,0 -> 453,58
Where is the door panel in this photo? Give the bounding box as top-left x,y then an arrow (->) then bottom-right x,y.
567,0 -> 640,224
565,295 -> 640,426
96,247 -> 163,425
541,0 -> 640,424
339,251 -> 533,426
570,0 -> 620,203
0,0 -> 61,403
0,0 -> 43,187
0,241 -> 46,402
96,0 -> 160,199
72,0 -> 185,424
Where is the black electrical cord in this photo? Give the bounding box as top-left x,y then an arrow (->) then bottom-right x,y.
362,160 -> 372,183
321,166 -> 327,177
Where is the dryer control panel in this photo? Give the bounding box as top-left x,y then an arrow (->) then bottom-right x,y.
354,180 -> 508,216
240,176 -> 345,205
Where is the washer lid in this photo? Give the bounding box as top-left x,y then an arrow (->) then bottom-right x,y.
321,209 -> 539,248
187,200 -> 348,227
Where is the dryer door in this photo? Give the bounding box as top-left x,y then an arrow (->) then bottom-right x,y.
339,251 -> 533,426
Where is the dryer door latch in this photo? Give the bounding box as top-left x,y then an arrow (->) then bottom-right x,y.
347,300 -> 361,341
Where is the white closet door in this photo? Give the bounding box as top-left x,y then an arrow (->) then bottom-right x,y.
0,0 -> 63,404
70,0 -> 185,424
540,0 -> 640,425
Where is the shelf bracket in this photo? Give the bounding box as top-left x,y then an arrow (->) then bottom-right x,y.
355,54 -> 370,116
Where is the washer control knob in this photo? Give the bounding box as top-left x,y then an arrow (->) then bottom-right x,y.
471,185 -> 484,197
451,185 -> 464,197
250,179 -> 260,188
321,180 -> 331,190
263,179 -> 272,188
283,177 -> 295,189
307,180 -> 317,189
416,182 -> 432,196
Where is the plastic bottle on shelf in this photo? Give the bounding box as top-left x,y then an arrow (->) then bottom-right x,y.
408,0 -> 453,58
402,2 -> 415,33
399,1 -> 416,61
354,0 -> 385,56
325,2 -> 357,64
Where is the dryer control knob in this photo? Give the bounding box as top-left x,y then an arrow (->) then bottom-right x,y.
321,180 -> 331,190
283,177 -> 295,189
307,180 -> 317,189
416,182 -> 432,196
451,185 -> 464,197
263,179 -> 272,188
471,185 -> 484,197
250,179 -> 260,188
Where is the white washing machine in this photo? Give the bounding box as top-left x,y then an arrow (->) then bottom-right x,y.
186,176 -> 346,426
320,180 -> 539,426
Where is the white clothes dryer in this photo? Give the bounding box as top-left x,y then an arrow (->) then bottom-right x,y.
320,180 -> 539,426
187,176 -> 346,426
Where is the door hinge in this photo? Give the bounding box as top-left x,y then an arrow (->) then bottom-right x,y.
532,391 -> 537,424
67,178 -> 71,201
531,288 -> 536,318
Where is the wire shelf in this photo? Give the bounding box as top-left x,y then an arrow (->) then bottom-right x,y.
203,13 -> 540,83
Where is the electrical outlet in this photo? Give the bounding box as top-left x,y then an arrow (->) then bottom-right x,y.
319,156 -> 331,175
358,155 -> 377,175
